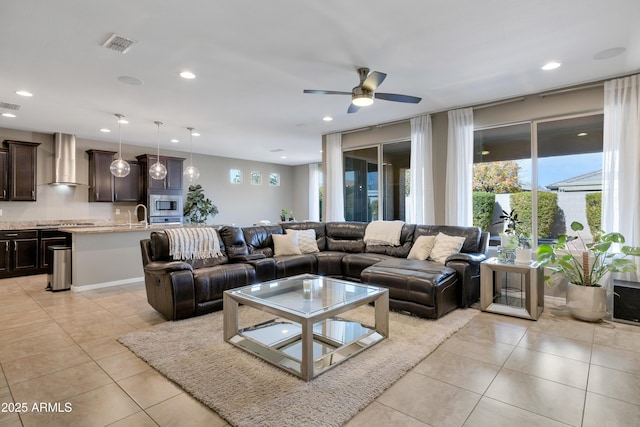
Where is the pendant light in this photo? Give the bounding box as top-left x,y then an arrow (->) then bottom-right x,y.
110,114 -> 131,177
183,127 -> 200,183
149,120 -> 167,180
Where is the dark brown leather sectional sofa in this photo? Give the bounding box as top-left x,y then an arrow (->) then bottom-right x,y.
140,221 -> 489,321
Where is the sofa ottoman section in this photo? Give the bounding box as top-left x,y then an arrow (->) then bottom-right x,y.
193,263 -> 256,315
361,261 -> 458,319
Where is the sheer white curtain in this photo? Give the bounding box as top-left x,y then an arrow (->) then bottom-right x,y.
445,108 -> 474,226
324,133 -> 345,221
408,115 -> 435,224
603,74 -> 640,280
308,163 -> 321,221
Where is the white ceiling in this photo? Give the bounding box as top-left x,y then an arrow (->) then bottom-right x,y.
1,0 -> 638,166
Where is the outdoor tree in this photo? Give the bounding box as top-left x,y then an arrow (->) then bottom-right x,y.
473,161 -> 522,193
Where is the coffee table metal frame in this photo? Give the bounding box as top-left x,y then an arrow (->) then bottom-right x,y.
223,274 -> 389,381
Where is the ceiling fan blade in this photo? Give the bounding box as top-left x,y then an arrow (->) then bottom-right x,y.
303,90 -> 351,95
362,71 -> 387,91
347,103 -> 360,114
375,92 -> 422,103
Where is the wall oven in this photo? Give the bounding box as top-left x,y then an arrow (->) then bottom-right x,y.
149,193 -> 183,224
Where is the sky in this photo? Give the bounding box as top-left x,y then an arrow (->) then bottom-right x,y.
518,152 -> 603,188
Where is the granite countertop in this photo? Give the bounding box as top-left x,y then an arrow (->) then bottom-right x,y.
58,224 -> 182,234
0,220 -> 177,233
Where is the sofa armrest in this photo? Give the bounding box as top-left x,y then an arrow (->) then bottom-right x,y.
144,261 -> 194,273
445,252 -> 487,266
143,262 -> 195,320
445,258 -> 482,308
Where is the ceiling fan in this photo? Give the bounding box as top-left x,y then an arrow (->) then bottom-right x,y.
303,67 -> 422,113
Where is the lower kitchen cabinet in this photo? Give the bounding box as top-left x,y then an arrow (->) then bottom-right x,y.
0,230 -> 39,277
0,229 -> 71,278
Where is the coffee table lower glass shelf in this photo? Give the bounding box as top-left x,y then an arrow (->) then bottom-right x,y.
223,274 -> 389,381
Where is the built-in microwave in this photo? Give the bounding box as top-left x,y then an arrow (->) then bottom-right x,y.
149,193 -> 183,218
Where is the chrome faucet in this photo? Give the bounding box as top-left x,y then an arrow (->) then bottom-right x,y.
127,210 -> 132,228
135,204 -> 148,228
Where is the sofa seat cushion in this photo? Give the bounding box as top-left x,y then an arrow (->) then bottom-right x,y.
274,254 -> 318,278
193,264 -> 256,305
342,253 -> 395,280
361,260 -> 458,318
315,251 -> 348,276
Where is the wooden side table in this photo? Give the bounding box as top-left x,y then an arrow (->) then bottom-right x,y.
480,257 -> 544,320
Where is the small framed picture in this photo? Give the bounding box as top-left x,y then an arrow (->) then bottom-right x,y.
230,169 -> 242,184
269,172 -> 280,186
251,171 -> 262,185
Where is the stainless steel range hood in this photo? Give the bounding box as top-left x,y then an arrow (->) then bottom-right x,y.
50,133 -> 80,186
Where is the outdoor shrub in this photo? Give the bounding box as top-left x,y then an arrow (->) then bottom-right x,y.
510,192 -> 558,238
585,192 -> 602,234
472,192 -> 495,232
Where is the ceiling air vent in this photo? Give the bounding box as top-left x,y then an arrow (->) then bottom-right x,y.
101,33 -> 136,54
0,102 -> 20,111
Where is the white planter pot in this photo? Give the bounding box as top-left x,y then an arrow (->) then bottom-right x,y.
566,282 -> 607,322
515,248 -> 531,264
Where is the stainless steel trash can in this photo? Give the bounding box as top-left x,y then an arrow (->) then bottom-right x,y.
47,246 -> 71,291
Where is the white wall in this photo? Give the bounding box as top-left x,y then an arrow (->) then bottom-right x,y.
0,127 -> 303,227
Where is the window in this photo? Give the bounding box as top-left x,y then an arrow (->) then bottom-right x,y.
343,141 -> 411,222
473,114 -> 603,246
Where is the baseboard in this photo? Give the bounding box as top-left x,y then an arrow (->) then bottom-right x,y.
71,276 -> 144,292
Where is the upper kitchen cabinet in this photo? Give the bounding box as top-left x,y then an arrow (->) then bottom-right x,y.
0,149 -> 8,201
3,140 -> 40,201
87,149 -> 115,202
114,161 -> 141,202
136,154 -> 184,191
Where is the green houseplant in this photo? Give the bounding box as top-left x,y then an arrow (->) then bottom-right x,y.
184,184 -> 219,224
537,221 -> 640,321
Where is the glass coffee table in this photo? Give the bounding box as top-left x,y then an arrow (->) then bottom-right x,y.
223,274 -> 389,381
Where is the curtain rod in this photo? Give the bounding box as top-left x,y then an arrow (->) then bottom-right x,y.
538,82 -> 603,97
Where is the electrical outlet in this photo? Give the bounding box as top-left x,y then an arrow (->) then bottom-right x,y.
115,208 -> 120,215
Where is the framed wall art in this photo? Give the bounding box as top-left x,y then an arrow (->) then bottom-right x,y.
251,171 -> 262,185
269,172 -> 280,186
230,169 -> 242,184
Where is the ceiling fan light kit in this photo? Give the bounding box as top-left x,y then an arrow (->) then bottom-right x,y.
303,67 -> 421,113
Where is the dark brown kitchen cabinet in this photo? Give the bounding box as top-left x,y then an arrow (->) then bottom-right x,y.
3,140 -> 40,201
0,230 -> 39,277
136,154 -> 184,192
0,149 -> 8,201
87,149 -> 115,202
114,161 -> 141,202
39,229 -> 71,270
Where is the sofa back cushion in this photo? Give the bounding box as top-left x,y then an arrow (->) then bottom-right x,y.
413,225 -> 482,254
365,223 -> 416,258
281,221 -> 327,251
242,224 -> 284,257
218,226 -> 250,258
149,229 -> 229,267
325,222 -> 366,253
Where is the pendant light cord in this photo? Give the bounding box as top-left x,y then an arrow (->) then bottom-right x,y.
187,127 -> 194,167
154,121 -> 163,161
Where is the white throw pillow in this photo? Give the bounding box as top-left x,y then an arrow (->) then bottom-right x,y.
407,235 -> 437,260
285,229 -> 319,254
272,233 -> 302,256
428,233 -> 466,263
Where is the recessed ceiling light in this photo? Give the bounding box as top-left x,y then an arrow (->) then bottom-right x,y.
170,139 -> 179,143
16,90 -> 32,97
117,118 -> 128,124
577,132 -> 588,137
2,113 -> 16,118
323,116 -> 333,122
191,132 -> 200,136
281,156 -> 287,159
118,76 -> 144,86
180,71 -> 196,79
100,128 -> 111,133
593,47 -> 626,60
481,150 -> 490,156
541,61 -> 561,71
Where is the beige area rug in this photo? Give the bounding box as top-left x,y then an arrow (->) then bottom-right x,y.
118,306 -> 478,427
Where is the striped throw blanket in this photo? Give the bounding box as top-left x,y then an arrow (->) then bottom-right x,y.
164,227 -> 223,260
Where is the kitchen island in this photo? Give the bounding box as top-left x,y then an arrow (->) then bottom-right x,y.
58,225 -> 169,291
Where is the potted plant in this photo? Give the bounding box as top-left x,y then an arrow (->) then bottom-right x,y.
537,221 -> 640,321
184,184 -> 219,224
280,209 -> 289,222
495,209 -> 519,247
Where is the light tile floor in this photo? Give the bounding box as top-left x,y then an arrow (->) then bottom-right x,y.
0,275 -> 639,427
